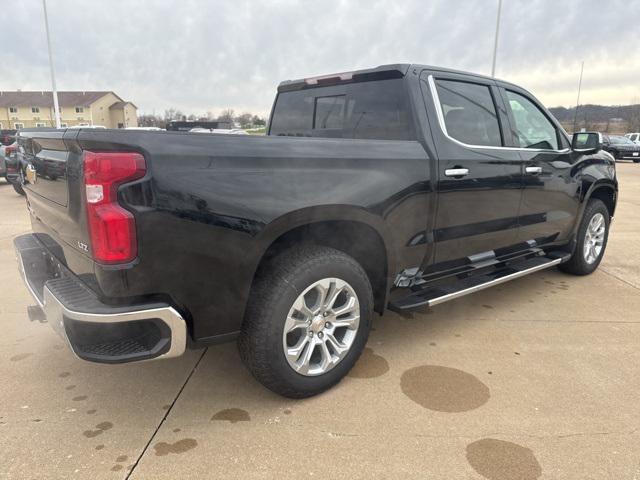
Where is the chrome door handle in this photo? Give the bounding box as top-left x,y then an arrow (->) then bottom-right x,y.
444,168 -> 470,177
525,166 -> 542,174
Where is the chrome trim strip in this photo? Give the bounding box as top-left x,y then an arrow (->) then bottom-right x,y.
15,248 -> 44,309
42,287 -> 187,360
444,168 -> 470,177
427,75 -> 571,154
427,257 -> 562,307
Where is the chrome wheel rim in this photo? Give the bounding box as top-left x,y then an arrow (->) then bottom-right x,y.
583,212 -> 605,264
282,278 -> 360,376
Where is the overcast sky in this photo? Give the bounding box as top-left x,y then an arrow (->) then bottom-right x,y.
2,0 -> 638,117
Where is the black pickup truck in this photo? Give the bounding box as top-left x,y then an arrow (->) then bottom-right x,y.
14,64 -> 617,398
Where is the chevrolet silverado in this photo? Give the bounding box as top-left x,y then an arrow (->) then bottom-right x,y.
14,64 -> 617,397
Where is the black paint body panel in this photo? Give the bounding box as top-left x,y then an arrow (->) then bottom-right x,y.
15,64 -> 617,346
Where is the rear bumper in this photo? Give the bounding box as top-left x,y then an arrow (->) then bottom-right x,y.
14,234 -> 187,364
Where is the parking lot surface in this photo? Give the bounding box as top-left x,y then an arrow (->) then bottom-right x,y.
2,163 -> 640,480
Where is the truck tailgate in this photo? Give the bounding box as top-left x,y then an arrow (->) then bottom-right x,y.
18,129 -> 95,281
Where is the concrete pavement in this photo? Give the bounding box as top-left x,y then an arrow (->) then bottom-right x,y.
1,163 -> 639,479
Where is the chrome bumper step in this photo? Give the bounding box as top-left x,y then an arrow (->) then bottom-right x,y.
14,233 -> 187,364
389,252 -> 570,311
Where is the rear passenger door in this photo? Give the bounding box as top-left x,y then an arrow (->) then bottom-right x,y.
420,71 -> 523,267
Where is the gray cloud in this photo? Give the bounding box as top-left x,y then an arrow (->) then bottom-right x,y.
2,0 -> 638,116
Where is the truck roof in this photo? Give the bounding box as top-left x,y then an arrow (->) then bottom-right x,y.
277,63 -> 517,92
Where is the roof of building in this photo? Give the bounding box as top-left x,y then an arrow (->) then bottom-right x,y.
109,101 -> 138,109
0,91 -> 125,108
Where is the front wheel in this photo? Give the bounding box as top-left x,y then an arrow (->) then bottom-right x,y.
559,199 -> 610,275
238,245 -> 373,398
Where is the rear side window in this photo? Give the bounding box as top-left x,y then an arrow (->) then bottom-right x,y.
268,90 -> 314,136
435,79 -> 502,147
269,78 -> 415,140
506,90 -> 559,150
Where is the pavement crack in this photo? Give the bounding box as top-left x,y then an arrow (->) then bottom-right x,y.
411,428 -> 640,440
497,318 -> 640,324
600,267 -> 640,291
125,348 -> 208,479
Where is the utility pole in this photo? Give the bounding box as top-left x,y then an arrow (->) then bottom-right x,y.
572,61 -> 584,133
491,0 -> 502,77
42,0 -> 61,129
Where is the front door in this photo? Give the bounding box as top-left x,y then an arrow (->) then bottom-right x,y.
420,71 -> 523,268
499,86 -> 579,247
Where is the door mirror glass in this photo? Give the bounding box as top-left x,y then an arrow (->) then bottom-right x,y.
572,132 -> 602,153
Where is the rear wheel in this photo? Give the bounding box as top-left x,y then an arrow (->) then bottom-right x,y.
238,245 -> 373,398
559,199 -> 609,275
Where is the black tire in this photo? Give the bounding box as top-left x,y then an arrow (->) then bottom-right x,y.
633,159 -> 639,163
238,245 -> 373,398
12,182 -> 25,196
559,199 -> 610,275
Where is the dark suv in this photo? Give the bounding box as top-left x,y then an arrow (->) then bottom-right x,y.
603,134 -> 640,161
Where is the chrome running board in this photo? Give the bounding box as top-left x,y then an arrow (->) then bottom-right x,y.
389,253 -> 569,311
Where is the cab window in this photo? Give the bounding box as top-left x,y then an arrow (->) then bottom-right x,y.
269,79 -> 415,140
435,79 -> 502,147
506,91 -> 559,150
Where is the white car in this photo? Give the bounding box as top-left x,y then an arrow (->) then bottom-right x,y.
125,127 -> 164,131
189,128 -> 248,135
625,133 -> 640,145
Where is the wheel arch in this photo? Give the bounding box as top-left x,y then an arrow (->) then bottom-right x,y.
251,206 -> 397,314
582,180 -> 617,219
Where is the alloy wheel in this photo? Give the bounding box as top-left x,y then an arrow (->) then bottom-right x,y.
282,277 -> 360,376
583,212 -> 605,264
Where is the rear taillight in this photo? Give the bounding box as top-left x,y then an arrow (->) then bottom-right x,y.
83,151 -> 146,264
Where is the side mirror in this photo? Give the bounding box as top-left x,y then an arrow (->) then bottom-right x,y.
572,132 -> 602,153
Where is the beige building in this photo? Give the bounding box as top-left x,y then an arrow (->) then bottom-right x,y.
0,91 -> 138,129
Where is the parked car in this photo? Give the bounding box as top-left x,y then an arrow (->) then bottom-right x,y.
13,64 -> 617,398
166,120 -> 233,131
625,132 -> 640,145
189,127 -> 249,135
0,143 -> 8,180
1,129 -> 17,146
603,134 -> 640,161
3,142 -> 25,195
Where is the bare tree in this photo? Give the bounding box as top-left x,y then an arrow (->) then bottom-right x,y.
217,109 -> 235,125
236,112 -> 253,128
164,108 -> 185,123
138,113 -> 165,128
251,115 -> 266,126
625,99 -> 640,132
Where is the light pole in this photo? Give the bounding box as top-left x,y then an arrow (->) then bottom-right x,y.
572,61 -> 584,133
491,0 -> 502,77
42,0 -> 61,129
